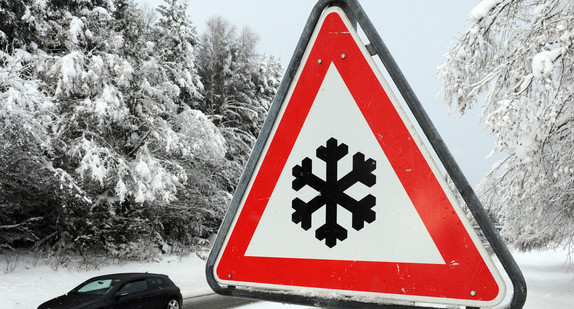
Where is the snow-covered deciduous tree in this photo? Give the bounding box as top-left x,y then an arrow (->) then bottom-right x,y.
197,19 -> 282,151
195,16 -> 282,191
439,0 -> 574,252
196,16 -> 235,116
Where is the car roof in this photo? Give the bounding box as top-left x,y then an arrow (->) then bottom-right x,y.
86,273 -> 170,281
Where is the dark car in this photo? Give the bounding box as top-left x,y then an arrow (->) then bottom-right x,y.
38,273 -> 183,309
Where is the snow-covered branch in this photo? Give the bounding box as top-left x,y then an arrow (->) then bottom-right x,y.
441,0 -> 574,252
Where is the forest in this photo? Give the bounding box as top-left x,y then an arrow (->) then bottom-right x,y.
0,0 -> 282,262
3,0 -> 574,265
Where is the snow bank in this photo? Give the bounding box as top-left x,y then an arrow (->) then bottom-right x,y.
512,249 -> 574,309
1,249 -> 573,308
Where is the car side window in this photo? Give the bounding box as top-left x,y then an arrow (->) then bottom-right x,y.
147,277 -> 164,290
77,279 -> 114,295
118,279 -> 147,294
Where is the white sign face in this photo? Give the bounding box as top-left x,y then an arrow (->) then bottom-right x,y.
245,64 -> 444,264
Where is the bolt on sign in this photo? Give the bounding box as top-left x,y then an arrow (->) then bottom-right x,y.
207,1 -> 525,308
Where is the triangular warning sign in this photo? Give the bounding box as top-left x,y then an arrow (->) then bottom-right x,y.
208,6 -> 505,307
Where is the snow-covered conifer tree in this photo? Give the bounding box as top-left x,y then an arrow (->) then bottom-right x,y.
0,0 -> 35,49
439,0 -> 574,252
155,0 -> 202,107
1,0 -> 279,259
1,0 -> 228,258
0,49 -> 63,250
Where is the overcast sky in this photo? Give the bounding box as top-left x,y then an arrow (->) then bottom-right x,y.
139,0 -> 498,187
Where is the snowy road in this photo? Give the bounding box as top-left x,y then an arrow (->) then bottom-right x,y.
183,293 -> 257,308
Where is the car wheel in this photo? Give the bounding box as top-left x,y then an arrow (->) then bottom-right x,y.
166,299 -> 180,309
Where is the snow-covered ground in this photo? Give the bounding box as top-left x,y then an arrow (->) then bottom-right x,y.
1,249 -> 572,308
512,249 -> 573,308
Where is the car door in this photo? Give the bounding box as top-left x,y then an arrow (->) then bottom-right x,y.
112,278 -> 160,309
146,277 -> 169,305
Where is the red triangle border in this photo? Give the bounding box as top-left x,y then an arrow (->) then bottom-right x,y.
214,8 -> 504,306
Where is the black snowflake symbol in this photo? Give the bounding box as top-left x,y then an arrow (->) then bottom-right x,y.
292,137 -> 377,248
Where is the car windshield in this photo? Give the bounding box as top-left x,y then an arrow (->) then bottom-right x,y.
74,278 -> 121,295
